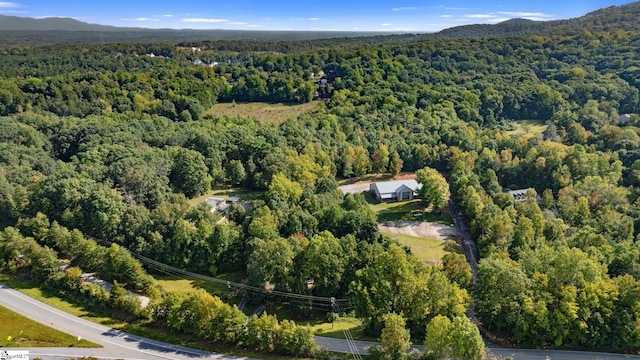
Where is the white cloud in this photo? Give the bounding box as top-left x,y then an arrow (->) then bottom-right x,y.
440,14 -> 453,18
435,5 -> 468,11
0,2 -> 19,7
465,14 -> 494,18
462,11 -> 556,23
247,24 -> 260,27
381,23 -> 392,26
496,11 -> 553,18
228,21 -> 246,25
36,15 -> 82,19
308,17 -> 320,21
161,14 -> 174,17
392,7 -> 417,11
182,18 -> 228,23
526,17 -> 555,21
122,17 -> 159,22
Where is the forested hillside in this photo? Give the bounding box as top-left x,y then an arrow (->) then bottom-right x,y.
2,1 -> 640,357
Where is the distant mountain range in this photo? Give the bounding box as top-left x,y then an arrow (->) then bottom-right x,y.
0,14 -> 396,45
0,1 -> 638,45
0,15 -> 129,32
429,1 -> 640,39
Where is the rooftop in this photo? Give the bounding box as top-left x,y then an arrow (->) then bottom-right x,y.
372,179 -> 421,194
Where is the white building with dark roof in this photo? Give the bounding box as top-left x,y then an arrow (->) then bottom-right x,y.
370,179 -> 422,202
507,188 -> 541,202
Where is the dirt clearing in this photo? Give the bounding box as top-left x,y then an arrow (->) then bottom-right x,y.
378,221 -> 459,240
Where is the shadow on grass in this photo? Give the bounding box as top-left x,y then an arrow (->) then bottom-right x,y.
209,187 -> 262,201
375,201 -> 453,225
316,326 -> 366,339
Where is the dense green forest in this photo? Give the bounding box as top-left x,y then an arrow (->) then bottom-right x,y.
3,2 -> 640,358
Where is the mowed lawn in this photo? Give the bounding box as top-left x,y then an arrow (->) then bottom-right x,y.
153,272 -> 242,295
366,194 -> 453,224
207,101 -> 321,123
0,305 -> 100,348
384,232 -> 451,264
305,316 -> 375,341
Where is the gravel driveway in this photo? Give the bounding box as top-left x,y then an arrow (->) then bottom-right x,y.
378,221 -> 459,240
338,182 -> 372,195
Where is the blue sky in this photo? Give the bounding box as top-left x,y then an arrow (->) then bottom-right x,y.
0,0 -> 634,32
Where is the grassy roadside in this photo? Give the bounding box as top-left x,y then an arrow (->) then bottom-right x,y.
0,273 -> 359,358
0,274 -> 295,359
306,317 -> 372,341
0,274 -> 117,324
0,305 -> 100,348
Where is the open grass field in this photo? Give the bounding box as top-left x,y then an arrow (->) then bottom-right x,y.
153,271 -> 243,296
365,194 -> 453,224
505,119 -> 547,137
383,232 -> 452,264
207,101 -> 321,123
187,187 -> 262,207
0,305 -> 100,348
306,316 -> 374,341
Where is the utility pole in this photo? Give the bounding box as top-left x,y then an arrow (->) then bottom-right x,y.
330,296 -> 336,329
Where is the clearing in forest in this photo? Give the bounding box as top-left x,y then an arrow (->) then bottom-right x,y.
379,221 -> 458,265
505,119 -> 547,137
188,187 -> 262,207
382,232 -> 454,265
207,101 -> 321,123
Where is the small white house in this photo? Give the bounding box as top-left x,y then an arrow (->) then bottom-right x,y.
370,180 -> 422,202
204,196 -> 246,214
619,114 -> 632,124
204,197 -> 229,213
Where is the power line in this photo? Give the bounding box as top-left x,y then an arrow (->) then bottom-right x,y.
334,300 -> 364,360
1,209 -> 354,307
130,250 -> 352,305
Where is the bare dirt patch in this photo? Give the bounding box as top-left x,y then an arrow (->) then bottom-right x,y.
378,221 -> 459,240
339,182 -> 372,195
338,173 -> 417,195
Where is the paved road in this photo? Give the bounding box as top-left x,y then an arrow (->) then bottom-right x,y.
2,282 -> 640,359
0,283 -> 251,360
314,334 -> 640,360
